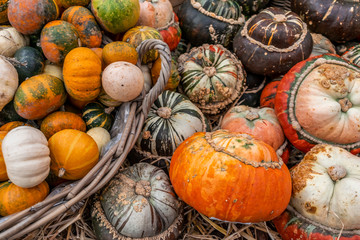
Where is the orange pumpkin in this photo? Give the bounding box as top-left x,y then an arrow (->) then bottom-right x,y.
0,0 -> 9,24
151,56 -> 180,91
63,47 -> 102,101
40,111 -> 86,139
13,74 -> 67,120
102,41 -> 138,67
49,129 -> 99,180
0,181 -> 49,216
0,121 -> 31,131
91,48 -> 105,70
169,130 -> 292,223
56,0 -> 90,9
0,131 -> 8,181
67,95 -> 92,110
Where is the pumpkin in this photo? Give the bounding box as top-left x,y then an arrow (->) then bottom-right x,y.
178,0 -> 245,48
0,57 -> 18,111
0,100 -> 25,126
63,47 -> 102,101
14,74 -> 67,120
91,162 -> 183,239
135,90 -> 210,158
43,60 -> 63,80
40,111 -> 86,139
49,129 -> 99,180
13,46 -> 45,83
97,89 -> 122,107
0,26 -> 29,57
7,0 -> 59,35
67,95 -> 92,110
260,78 -> 281,108
61,6 -> 102,48
310,33 -> 336,58
169,130 -> 292,222
0,121 -> 31,131
0,181 -> 49,216
102,61 -> 144,102
151,56 -> 180,91
0,0 -> 9,24
157,12 -> 181,51
291,0 -> 360,43
56,0 -> 90,9
235,0 -> 269,17
91,0 -> 140,34
268,0 -> 291,10
40,20 -> 81,64
233,7 -> 313,76
178,44 -> 246,115
221,105 -> 285,150
28,33 -> 43,53
137,0 -> 173,28
0,131 -> 8,181
82,102 -> 114,131
237,72 -> 266,107
2,126 -> 50,188
171,38 -> 191,59
342,44 -> 360,67
86,127 -> 110,152
275,54 -> 360,154
122,26 -> 163,64
102,41 -> 138,67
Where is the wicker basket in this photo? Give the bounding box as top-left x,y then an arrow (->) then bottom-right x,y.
0,39 -> 172,240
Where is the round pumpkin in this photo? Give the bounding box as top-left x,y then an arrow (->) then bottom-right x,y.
40,111 -> 86,139
7,0 -> 59,35
169,129 -> 292,223
0,26 -> 29,57
137,0 -> 173,28
0,56 -> 19,111
0,0 -> 9,24
151,56 -> 180,91
0,181 -> 49,216
91,0 -> 140,34
102,61 -> 144,102
49,129 -> 99,180
0,121 -> 31,131
63,47 -> 102,101
2,126 -> 50,188
0,100 -> 26,126
13,74 -> 67,120
0,131 -> 8,181
82,102 -> 114,131
40,20 -> 81,64
13,46 -> 45,83
56,0 -> 90,9
259,78 -> 281,108
86,127 -> 110,152
61,6 -> 102,48
157,12 -> 181,51
102,41 -> 138,67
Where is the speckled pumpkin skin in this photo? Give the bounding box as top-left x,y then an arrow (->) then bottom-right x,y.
102,41 -> 138,67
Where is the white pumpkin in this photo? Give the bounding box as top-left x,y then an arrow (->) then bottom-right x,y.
86,127 -> 111,152
102,61 -> 144,102
43,60 -> 63,80
140,64 -> 152,94
0,57 -> 19,111
2,126 -> 50,188
0,26 -> 29,57
291,144 -> 360,230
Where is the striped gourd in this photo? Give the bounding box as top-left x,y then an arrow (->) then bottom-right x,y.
82,102 -> 113,131
178,44 -> 246,114
343,44 -> 360,67
135,90 -> 210,157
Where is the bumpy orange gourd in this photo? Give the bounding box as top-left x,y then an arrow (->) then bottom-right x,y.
0,131 -> 8,181
63,47 -> 102,101
170,129 -> 292,223
102,41 -> 138,67
49,129 -> 99,180
40,111 -> 86,139
0,181 -> 49,216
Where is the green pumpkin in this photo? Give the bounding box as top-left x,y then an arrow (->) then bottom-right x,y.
14,47 -> 45,83
82,102 -> 114,131
0,100 -> 25,126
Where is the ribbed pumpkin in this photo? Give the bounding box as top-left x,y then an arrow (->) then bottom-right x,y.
0,131 -> 8,181
0,181 -> 49,216
7,0 -> 59,35
0,26 -> 29,57
56,0 -> 90,9
82,102 -> 114,131
40,20 -> 81,64
343,44 -> 360,67
170,130 -> 292,222
102,41 -> 138,67
40,111 -> 86,139
91,0 -> 140,34
137,0 -> 173,28
135,90 -> 210,157
0,121 -> 31,131
157,12 -> 181,51
13,46 -> 45,83
61,6 -> 102,48
49,129 -> 99,180
13,74 -> 67,120
178,44 -> 246,115
0,56 -> 19,111
0,0 -> 8,24
122,26 -> 163,63
91,162 -> 183,239
151,56 -> 180,91
63,47 -> 102,101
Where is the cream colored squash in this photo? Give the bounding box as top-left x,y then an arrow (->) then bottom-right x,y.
291,144 -> 360,230
0,57 -> 19,111
43,60 -> 63,80
2,126 -> 50,188
140,64 -> 152,94
86,127 -> 111,152
97,88 -> 122,107
0,26 -> 29,57
102,61 -> 144,102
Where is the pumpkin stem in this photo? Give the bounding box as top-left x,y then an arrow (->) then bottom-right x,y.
58,168 -> 66,178
104,107 -> 115,114
245,111 -> 259,121
338,98 -> 352,112
157,107 -> 172,119
203,66 -> 217,78
135,180 -> 152,197
327,165 -> 347,181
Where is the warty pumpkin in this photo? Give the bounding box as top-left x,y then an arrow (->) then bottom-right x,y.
49,129 -> 99,180
0,131 -> 8,181
63,47 -> 102,101
169,129 -> 292,223
0,56 -> 19,111
0,26 -> 29,57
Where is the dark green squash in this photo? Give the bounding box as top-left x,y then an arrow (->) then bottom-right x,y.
234,0 -> 269,17
0,100 -> 26,126
13,46 -> 45,83
82,102 -> 113,131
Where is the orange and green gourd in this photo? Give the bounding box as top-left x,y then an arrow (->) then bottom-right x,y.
0,0 -> 9,24
102,41 -> 138,67
0,131 -> 8,181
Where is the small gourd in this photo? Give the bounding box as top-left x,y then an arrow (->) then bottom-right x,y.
86,127 -> 111,152
0,26 -> 29,57
0,57 -> 18,111
82,102 -> 114,131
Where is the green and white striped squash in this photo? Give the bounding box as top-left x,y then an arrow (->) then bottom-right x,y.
135,90 -> 210,157
82,102 -> 114,131
178,44 -> 246,115
342,44 -> 360,67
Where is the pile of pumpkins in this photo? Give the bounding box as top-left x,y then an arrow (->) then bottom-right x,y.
1,0 -> 360,239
